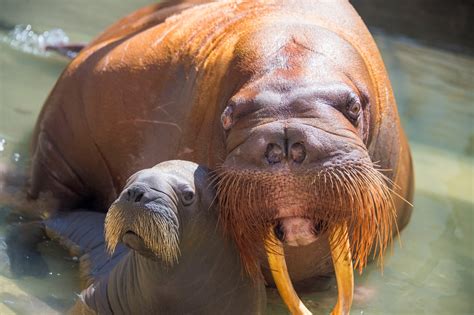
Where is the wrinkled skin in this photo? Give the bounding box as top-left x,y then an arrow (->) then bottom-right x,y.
7,161 -> 266,314
27,0 -> 413,294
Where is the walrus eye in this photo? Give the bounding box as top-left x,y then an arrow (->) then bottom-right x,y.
346,100 -> 361,122
181,189 -> 195,206
221,106 -> 234,130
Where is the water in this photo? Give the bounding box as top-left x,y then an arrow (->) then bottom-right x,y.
0,24 -> 70,57
0,2 -> 473,314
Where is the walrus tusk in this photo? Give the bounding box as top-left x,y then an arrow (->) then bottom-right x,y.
329,222 -> 354,315
265,230 -> 312,315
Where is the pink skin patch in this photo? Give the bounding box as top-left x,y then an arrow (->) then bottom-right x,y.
280,217 -> 318,246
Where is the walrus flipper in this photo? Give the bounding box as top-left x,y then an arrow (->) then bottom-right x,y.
6,211 -> 127,285
42,211 -> 128,286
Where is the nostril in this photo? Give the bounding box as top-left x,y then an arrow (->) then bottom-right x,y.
290,142 -> 306,163
134,192 -> 144,203
265,143 -> 284,164
125,186 -> 146,203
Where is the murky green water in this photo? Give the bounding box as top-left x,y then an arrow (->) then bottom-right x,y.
0,1 -> 473,314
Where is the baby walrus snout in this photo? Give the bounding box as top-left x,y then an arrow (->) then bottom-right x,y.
105,160 -> 203,266
116,183 -> 174,257
120,183 -> 162,204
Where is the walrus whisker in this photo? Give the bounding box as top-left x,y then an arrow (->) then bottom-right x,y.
207,170 -> 222,188
217,161 -> 398,276
105,202 -> 180,267
377,173 -> 413,208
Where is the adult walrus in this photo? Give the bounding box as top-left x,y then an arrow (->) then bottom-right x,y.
7,161 -> 266,314
20,0 -> 414,313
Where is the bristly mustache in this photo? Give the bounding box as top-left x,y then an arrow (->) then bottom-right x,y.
105,201 -> 180,266
214,161 -> 398,278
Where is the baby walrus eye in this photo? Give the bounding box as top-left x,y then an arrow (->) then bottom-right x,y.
180,188 -> 195,206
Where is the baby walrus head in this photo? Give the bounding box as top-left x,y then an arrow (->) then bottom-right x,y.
105,160 -> 212,266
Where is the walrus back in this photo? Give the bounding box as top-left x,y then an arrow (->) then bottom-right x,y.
28,1 -> 215,211
29,0 -> 409,224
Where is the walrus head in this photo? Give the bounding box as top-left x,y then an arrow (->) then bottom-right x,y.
105,160 -> 211,266
216,23 -> 397,282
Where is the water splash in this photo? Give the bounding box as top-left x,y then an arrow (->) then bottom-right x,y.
0,138 -> 5,153
0,24 -> 69,57
11,153 -> 20,163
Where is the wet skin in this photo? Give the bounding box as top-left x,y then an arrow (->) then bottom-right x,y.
7,161 -> 266,314
19,0 -> 413,313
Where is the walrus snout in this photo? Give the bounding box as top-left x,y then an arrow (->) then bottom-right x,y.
105,179 -> 180,264
105,195 -> 180,264
122,231 -> 155,258
225,120 -> 369,171
119,183 -> 163,205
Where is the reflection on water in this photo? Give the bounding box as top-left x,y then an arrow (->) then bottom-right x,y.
0,2 -> 473,314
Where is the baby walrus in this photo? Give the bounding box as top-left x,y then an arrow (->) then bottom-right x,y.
6,160 -> 266,314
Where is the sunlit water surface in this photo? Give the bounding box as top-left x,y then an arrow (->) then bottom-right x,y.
0,2 -> 472,314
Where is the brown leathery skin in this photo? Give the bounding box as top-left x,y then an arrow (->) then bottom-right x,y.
87,0 -> 214,47
28,0 -> 413,282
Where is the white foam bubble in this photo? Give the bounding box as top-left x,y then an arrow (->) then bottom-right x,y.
0,138 -> 5,153
0,24 -> 69,57
12,153 -> 20,163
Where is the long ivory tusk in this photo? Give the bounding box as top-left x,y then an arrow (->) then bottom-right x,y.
265,230 -> 312,315
329,222 -> 354,315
